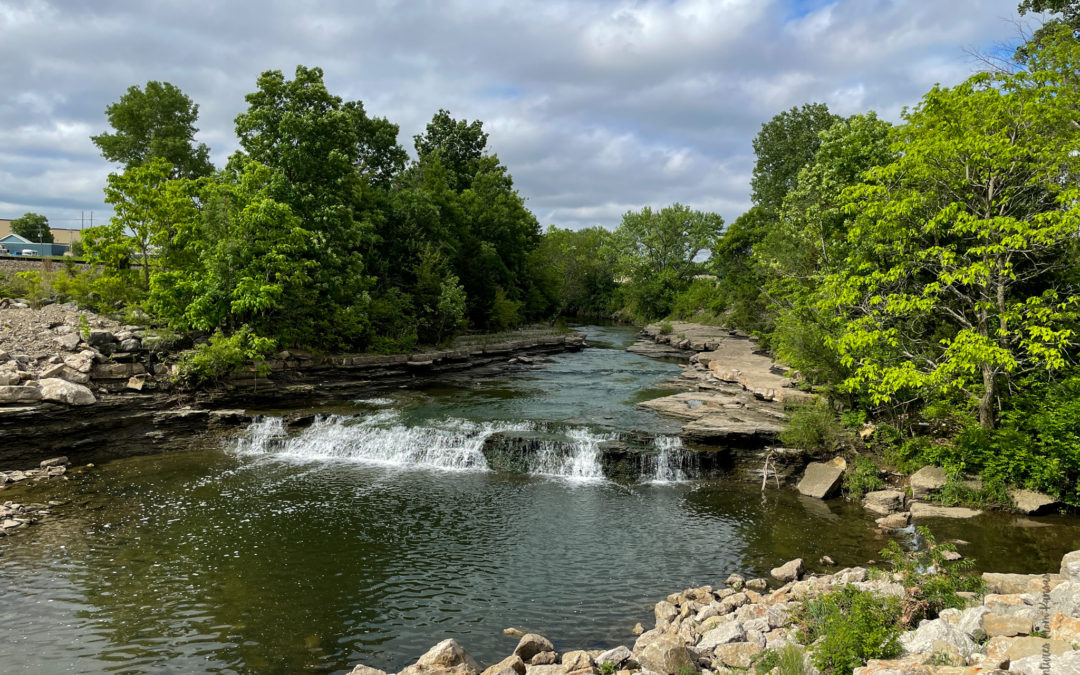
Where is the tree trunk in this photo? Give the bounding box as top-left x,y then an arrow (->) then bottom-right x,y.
979,364 -> 996,429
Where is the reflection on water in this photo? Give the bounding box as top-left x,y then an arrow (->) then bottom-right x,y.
0,326 -> 1077,674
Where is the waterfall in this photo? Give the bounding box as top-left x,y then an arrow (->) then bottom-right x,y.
528,427 -> 608,481
646,435 -> 694,483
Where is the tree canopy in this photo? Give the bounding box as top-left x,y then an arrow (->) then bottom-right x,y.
11,212 -> 52,243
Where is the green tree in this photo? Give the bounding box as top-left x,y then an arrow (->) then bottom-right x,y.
613,204 -> 724,320
414,109 -> 489,193
827,28 -> 1080,428
11,212 -> 52,243
91,81 -> 214,179
751,103 -> 840,213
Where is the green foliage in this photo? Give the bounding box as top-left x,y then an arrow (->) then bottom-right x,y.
13,271 -> 46,305
793,585 -> 902,675
534,226 -> 618,318
751,102 -> 841,213
658,321 -> 674,335
754,645 -> 806,675
91,80 -> 213,179
11,212 -> 53,243
780,397 -> 848,454
174,326 -> 276,387
879,527 -> 984,626
597,662 -> 617,675
844,456 -> 884,499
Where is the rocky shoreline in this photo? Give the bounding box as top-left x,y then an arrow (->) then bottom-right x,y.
0,301 -> 587,469
349,548 -> 1080,675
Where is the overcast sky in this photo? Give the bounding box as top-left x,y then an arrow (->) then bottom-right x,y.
0,0 -> 1035,232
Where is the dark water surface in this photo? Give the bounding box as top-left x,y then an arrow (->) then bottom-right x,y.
1,325 -> 1077,674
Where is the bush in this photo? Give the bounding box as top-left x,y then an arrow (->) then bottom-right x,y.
658,320 -> 674,335
793,585 -> 902,675
754,645 -> 806,674
174,326 -> 276,387
879,527 -> 984,626
844,456 -> 884,499
780,397 -> 849,454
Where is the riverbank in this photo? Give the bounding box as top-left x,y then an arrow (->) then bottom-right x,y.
0,300 -> 586,469
352,546 -> 1080,675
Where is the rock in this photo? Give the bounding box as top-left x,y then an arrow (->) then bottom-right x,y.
119,338 -> 141,352
39,457 -> 68,468
0,385 -> 42,403
595,646 -> 631,667
529,652 -> 557,666
348,666 -> 387,675
909,465 -> 947,499
820,555 -> 836,566
697,622 -> 745,651
416,639 -> 481,672
983,572 -> 1063,595
513,634 -> 554,663
796,462 -> 844,499
770,558 -> 804,582
982,612 -> 1033,637
481,655 -> 525,675
862,490 -> 905,516
1050,581 -> 1080,617
1061,551 -> 1080,581
1009,489 -> 1060,515
899,617 -> 977,658
724,573 -> 744,589
560,651 -> 593,672
746,578 -> 768,591
53,333 -> 81,351
126,376 -> 146,391
876,512 -> 911,530
631,623 -> 644,636
1050,612 -> 1080,642
909,502 -> 981,519
653,600 -> 678,626
523,666 -> 562,675
949,605 -> 990,641
1009,649 -> 1080,675
38,378 -> 96,406
90,362 -> 145,379
984,635 -> 1070,664
87,330 -> 115,348
634,635 -> 695,675
63,350 -> 96,373
503,628 -> 527,638
712,642 -> 762,668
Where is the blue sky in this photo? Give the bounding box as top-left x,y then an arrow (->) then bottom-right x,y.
0,0 -> 1037,231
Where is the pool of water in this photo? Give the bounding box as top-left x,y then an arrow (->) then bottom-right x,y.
0,325 -> 1077,674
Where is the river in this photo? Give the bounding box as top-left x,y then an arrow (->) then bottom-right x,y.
0,325 -> 1077,674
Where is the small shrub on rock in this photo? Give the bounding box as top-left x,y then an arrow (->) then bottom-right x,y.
780,397 -> 849,454
879,526 -> 984,626
843,455 -> 884,499
792,585 -> 902,675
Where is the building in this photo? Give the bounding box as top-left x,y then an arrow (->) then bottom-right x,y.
0,233 -> 71,257
0,217 -> 82,253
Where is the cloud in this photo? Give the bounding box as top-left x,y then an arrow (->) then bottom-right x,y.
0,0 -> 1026,231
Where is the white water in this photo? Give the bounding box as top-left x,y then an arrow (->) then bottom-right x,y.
235,413 -> 696,482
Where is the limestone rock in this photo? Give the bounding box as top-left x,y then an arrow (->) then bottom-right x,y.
982,612 -> 1033,637
876,512 -> 911,530
1009,489 -> 1060,515
53,332 -> 81,351
770,558 -> 804,582
417,639 -> 481,672
696,622 -> 745,651
39,457 -> 68,468
983,572 -> 1062,595
862,490 -> 905,516
713,642 -> 762,669
87,330 -> 115,348
0,385 -> 42,403
38,378 -> 96,406
523,666 -> 563,675
653,600 -> 678,627
348,665 -> 387,675
724,573 -> 744,590
631,623 -> 644,636
63,350 -> 96,373
899,617 -> 976,659
797,462 -> 844,499
1050,580 -> 1080,617
1009,649 -> 1080,675
984,635 -> 1070,664
909,502 -> 981,519
1061,550 -> 1080,581
513,635 -> 554,663
481,655 -> 525,675
746,578 -> 768,592
529,652 -> 557,666
595,646 -> 631,667
909,465 -> 947,499
560,651 -> 593,672
633,635 -> 695,675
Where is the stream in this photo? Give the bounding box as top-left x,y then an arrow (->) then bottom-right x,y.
0,325 -> 1077,674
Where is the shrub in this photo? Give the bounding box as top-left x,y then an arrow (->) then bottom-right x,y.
780,397 -> 849,454
879,527 -> 984,626
844,456 -> 884,499
754,645 -> 806,674
174,326 -> 276,387
658,320 -> 674,335
793,585 -> 902,675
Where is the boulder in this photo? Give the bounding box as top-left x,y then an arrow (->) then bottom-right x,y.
416,639 -> 481,672
348,666 -> 388,675
653,600 -> 677,626
984,635 -> 1071,664
1050,612 -> 1080,643
529,652 -> 557,666
746,578 -> 768,592
862,490 -> 905,516
984,572 -> 1063,595
898,617 -> 977,659
982,612 -> 1033,637
53,333 -> 81,351
909,465 -> 947,499
87,330 -> 116,348
513,635 -> 554,663
875,512 -> 910,530
796,462 -> 844,499
724,573 -> 744,589
38,378 -> 96,406
1061,551 -> 1080,581
595,646 -> 631,667
0,385 -> 42,403
560,651 -> 593,672
1009,649 -> 1080,675
480,655 -> 525,675
1010,489 -> 1060,515
1050,580 -> 1080,617
119,338 -> 141,352
39,457 -> 68,468
633,635 -> 695,675
696,622 -> 745,651
64,350 -> 96,373
90,362 -> 145,379
770,558 -> 804,582
909,502 -> 981,519
712,642 -> 763,669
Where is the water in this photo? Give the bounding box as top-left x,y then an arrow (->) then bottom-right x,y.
0,325 -> 1077,674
